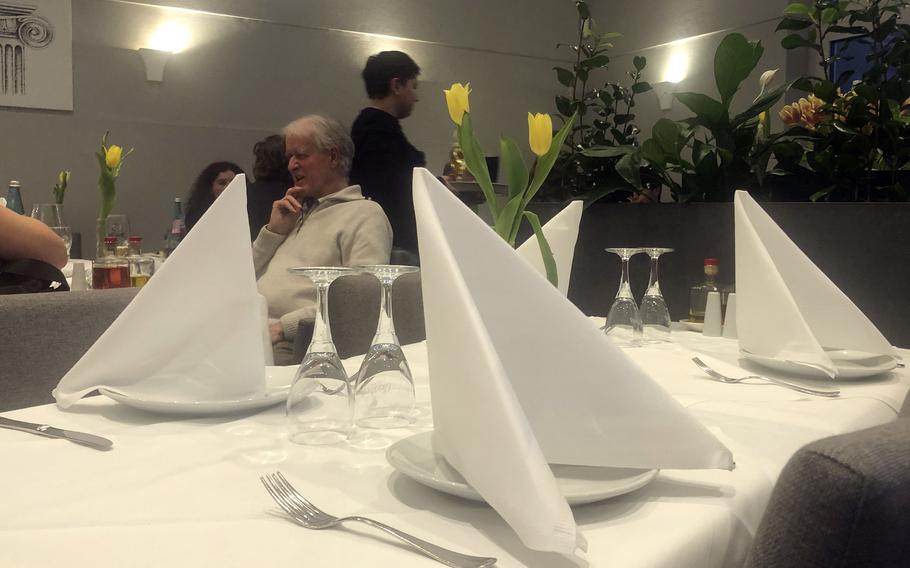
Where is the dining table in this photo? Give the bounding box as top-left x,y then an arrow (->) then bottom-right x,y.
2,324 -> 907,568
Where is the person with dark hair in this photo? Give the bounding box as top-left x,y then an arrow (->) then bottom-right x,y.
350,50 -> 426,255
184,161 -> 246,232
246,135 -> 293,239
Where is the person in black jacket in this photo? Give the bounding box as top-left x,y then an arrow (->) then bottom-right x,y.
246,134 -> 293,240
350,51 -> 426,255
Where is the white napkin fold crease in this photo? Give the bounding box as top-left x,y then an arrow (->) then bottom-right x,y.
733,191 -> 896,378
413,168 -> 732,562
53,175 -> 267,407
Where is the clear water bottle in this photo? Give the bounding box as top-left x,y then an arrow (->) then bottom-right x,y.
6,180 -> 24,214
163,197 -> 186,256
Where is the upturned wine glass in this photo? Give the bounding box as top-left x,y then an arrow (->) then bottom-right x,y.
51,227 -> 73,260
604,248 -> 643,346
353,265 -> 418,430
286,267 -> 358,445
639,247 -> 674,342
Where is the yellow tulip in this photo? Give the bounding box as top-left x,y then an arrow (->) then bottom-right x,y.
527,112 -> 553,157
105,145 -> 122,169
58,170 -> 69,187
444,83 -> 471,125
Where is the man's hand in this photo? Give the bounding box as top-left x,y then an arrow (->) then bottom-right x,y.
266,187 -> 306,235
269,321 -> 284,344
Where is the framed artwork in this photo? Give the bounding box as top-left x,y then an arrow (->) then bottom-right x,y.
0,0 -> 72,111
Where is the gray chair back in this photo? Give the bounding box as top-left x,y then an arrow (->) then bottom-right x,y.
745,416 -> 910,567
293,272 -> 425,361
0,288 -> 139,411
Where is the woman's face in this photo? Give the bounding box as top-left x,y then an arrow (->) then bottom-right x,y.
211,170 -> 237,198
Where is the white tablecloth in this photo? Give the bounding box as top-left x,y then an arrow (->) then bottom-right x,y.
1,331 -> 907,568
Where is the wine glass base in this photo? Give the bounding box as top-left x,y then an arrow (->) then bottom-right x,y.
356,412 -> 416,430
288,428 -> 350,446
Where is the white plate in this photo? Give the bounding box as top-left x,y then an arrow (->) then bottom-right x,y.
386,431 -> 658,506
678,319 -> 704,332
99,366 -> 295,415
741,348 -> 898,379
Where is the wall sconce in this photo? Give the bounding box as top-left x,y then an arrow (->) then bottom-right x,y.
653,81 -> 677,111
138,22 -> 189,83
138,48 -> 170,82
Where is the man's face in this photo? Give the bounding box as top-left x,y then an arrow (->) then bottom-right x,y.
286,135 -> 336,198
393,77 -> 419,119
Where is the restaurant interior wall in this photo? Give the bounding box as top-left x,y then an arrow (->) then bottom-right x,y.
0,0 -> 573,252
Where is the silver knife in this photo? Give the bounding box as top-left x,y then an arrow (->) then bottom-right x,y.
0,416 -> 113,450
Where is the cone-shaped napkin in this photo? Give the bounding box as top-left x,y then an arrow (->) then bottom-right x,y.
413,168 -> 732,559
734,190 -> 895,378
54,175 -> 266,407
515,200 -> 583,296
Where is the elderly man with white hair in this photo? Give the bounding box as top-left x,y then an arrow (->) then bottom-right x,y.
253,115 -> 392,365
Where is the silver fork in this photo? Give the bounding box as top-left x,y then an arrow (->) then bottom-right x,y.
691,357 -> 840,398
260,472 -> 497,568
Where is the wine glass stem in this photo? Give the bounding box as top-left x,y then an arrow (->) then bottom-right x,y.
309,281 -> 334,353
373,279 -> 398,344
647,256 -> 660,295
618,257 -> 634,299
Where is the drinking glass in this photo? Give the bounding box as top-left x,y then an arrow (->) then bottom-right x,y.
51,227 -> 73,259
286,267 -> 359,445
30,203 -> 64,227
105,214 -> 130,245
354,265 -> 418,430
639,247 -> 674,342
604,248 -> 643,345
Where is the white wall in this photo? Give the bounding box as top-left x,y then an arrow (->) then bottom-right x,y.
0,0 -> 801,252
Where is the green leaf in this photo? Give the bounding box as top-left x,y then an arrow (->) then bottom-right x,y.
631,81 -> 652,93
776,17 -> 813,31
732,82 -> 790,127
553,66 -> 575,87
582,145 -> 635,157
555,96 -> 574,117
675,92 -> 727,125
812,79 -> 837,102
456,113 -> 498,216
714,33 -> 764,106
494,194 -> 524,244
772,140 -> 804,163
633,55 -> 646,71
652,118 -> 681,160
640,138 -> 666,168
522,211 -> 558,288
615,151 -> 642,188
821,6 -> 840,24
781,33 -> 818,50
576,0 -> 590,19
784,2 -> 811,15
582,54 -> 610,68
499,137 -> 528,201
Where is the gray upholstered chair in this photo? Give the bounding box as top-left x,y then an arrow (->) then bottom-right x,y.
293,272 -> 425,362
0,288 -> 139,411
744,415 -> 910,567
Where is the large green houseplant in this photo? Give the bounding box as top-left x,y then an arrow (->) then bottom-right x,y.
546,0 -> 653,203
606,33 -> 789,202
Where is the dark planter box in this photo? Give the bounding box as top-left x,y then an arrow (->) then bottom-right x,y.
525,201 -> 910,348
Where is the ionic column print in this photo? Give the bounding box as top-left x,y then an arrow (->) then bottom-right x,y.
0,3 -> 54,95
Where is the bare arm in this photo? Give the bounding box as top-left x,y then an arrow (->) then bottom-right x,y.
0,207 -> 68,268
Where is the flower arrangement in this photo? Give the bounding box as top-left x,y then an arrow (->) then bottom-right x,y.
770,0 -> 910,201
95,132 -> 133,255
443,82 -> 576,286
52,170 -> 70,205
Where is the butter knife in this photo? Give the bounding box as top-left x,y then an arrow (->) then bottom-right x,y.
0,416 -> 113,450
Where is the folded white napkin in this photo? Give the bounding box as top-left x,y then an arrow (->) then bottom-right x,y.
515,200 -> 583,296
734,191 -> 895,378
413,168 -> 732,561
54,175 -> 267,407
